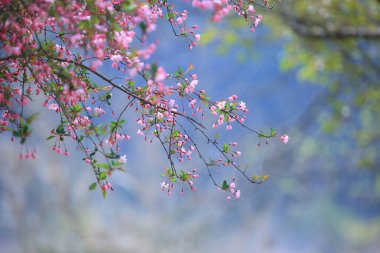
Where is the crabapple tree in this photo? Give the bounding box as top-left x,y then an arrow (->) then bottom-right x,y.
0,0 -> 287,199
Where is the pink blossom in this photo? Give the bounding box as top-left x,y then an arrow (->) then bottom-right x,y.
189,79 -> 198,92
247,5 -> 255,13
239,101 -> 246,110
110,54 -> 123,62
0,0 -> 270,200
155,67 -> 167,82
218,114 -> 224,125
235,190 -> 241,199
217,101 -> 226,110
280,134 -> 289,144
94,107 -> 105,116
48,103 -> 60,111
157,112 -> 164,119
169,99 -> 175,107
189,99 -> 197,108
91,59 -> 103,71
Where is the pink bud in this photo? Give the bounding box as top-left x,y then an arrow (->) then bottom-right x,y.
235,190 -> 241,199
280,134 -> 289,144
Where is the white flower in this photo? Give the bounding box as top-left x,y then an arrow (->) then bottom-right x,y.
157,112 -> 164,119
110,54 -> 123,62
160,182 -> 169,191
48,103 -> 60,111
239,101 -> 246,110
217,101 -> 226,110
119,155 -> 127,164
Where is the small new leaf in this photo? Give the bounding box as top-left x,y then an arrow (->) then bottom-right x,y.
251,174 -> 259,182
222,180 -> 229,190
89,183 -> 97,190
261,175 -> 270,182
46,135 -> 55,140
223,143 -> 230,153
97,163 -> 110,169
99,171 -> 107,180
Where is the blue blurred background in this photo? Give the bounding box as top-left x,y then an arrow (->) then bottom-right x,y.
1,1 -> 380,252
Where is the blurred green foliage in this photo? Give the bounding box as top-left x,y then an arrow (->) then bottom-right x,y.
202,0 -> 380,250
203,0 -> 380,171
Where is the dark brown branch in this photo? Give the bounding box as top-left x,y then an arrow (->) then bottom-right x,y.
281,11 -> 380,40
291,24 -> 380,39
49,57 -> 206,130
0,55 -> 22,61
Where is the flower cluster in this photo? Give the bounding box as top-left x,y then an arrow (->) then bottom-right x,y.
1,0 -> 286,199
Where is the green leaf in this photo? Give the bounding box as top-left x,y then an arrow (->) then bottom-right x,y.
72,104 -> 82,113
97,163 -> 110,169
222,180 -> 229,190
151,64 -> 158,78
223,143 -> 230,153
99,171 -> 107,180
139,22 -> 147,33
105,93 -> 112,101
101,189 -> 107,199
251,174 -> 259,182
110,121 -> 117,130
270,128 -> 276,137
89,183 -> 97,190
56,125 -> 66,135
26,112 -> 39,124
111,161 -> 125,167
46,135 -> 55,140
179,169 -> 189,181
172,130 -> 180,138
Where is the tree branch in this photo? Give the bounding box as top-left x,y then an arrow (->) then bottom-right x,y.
281,11 -> 380,39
